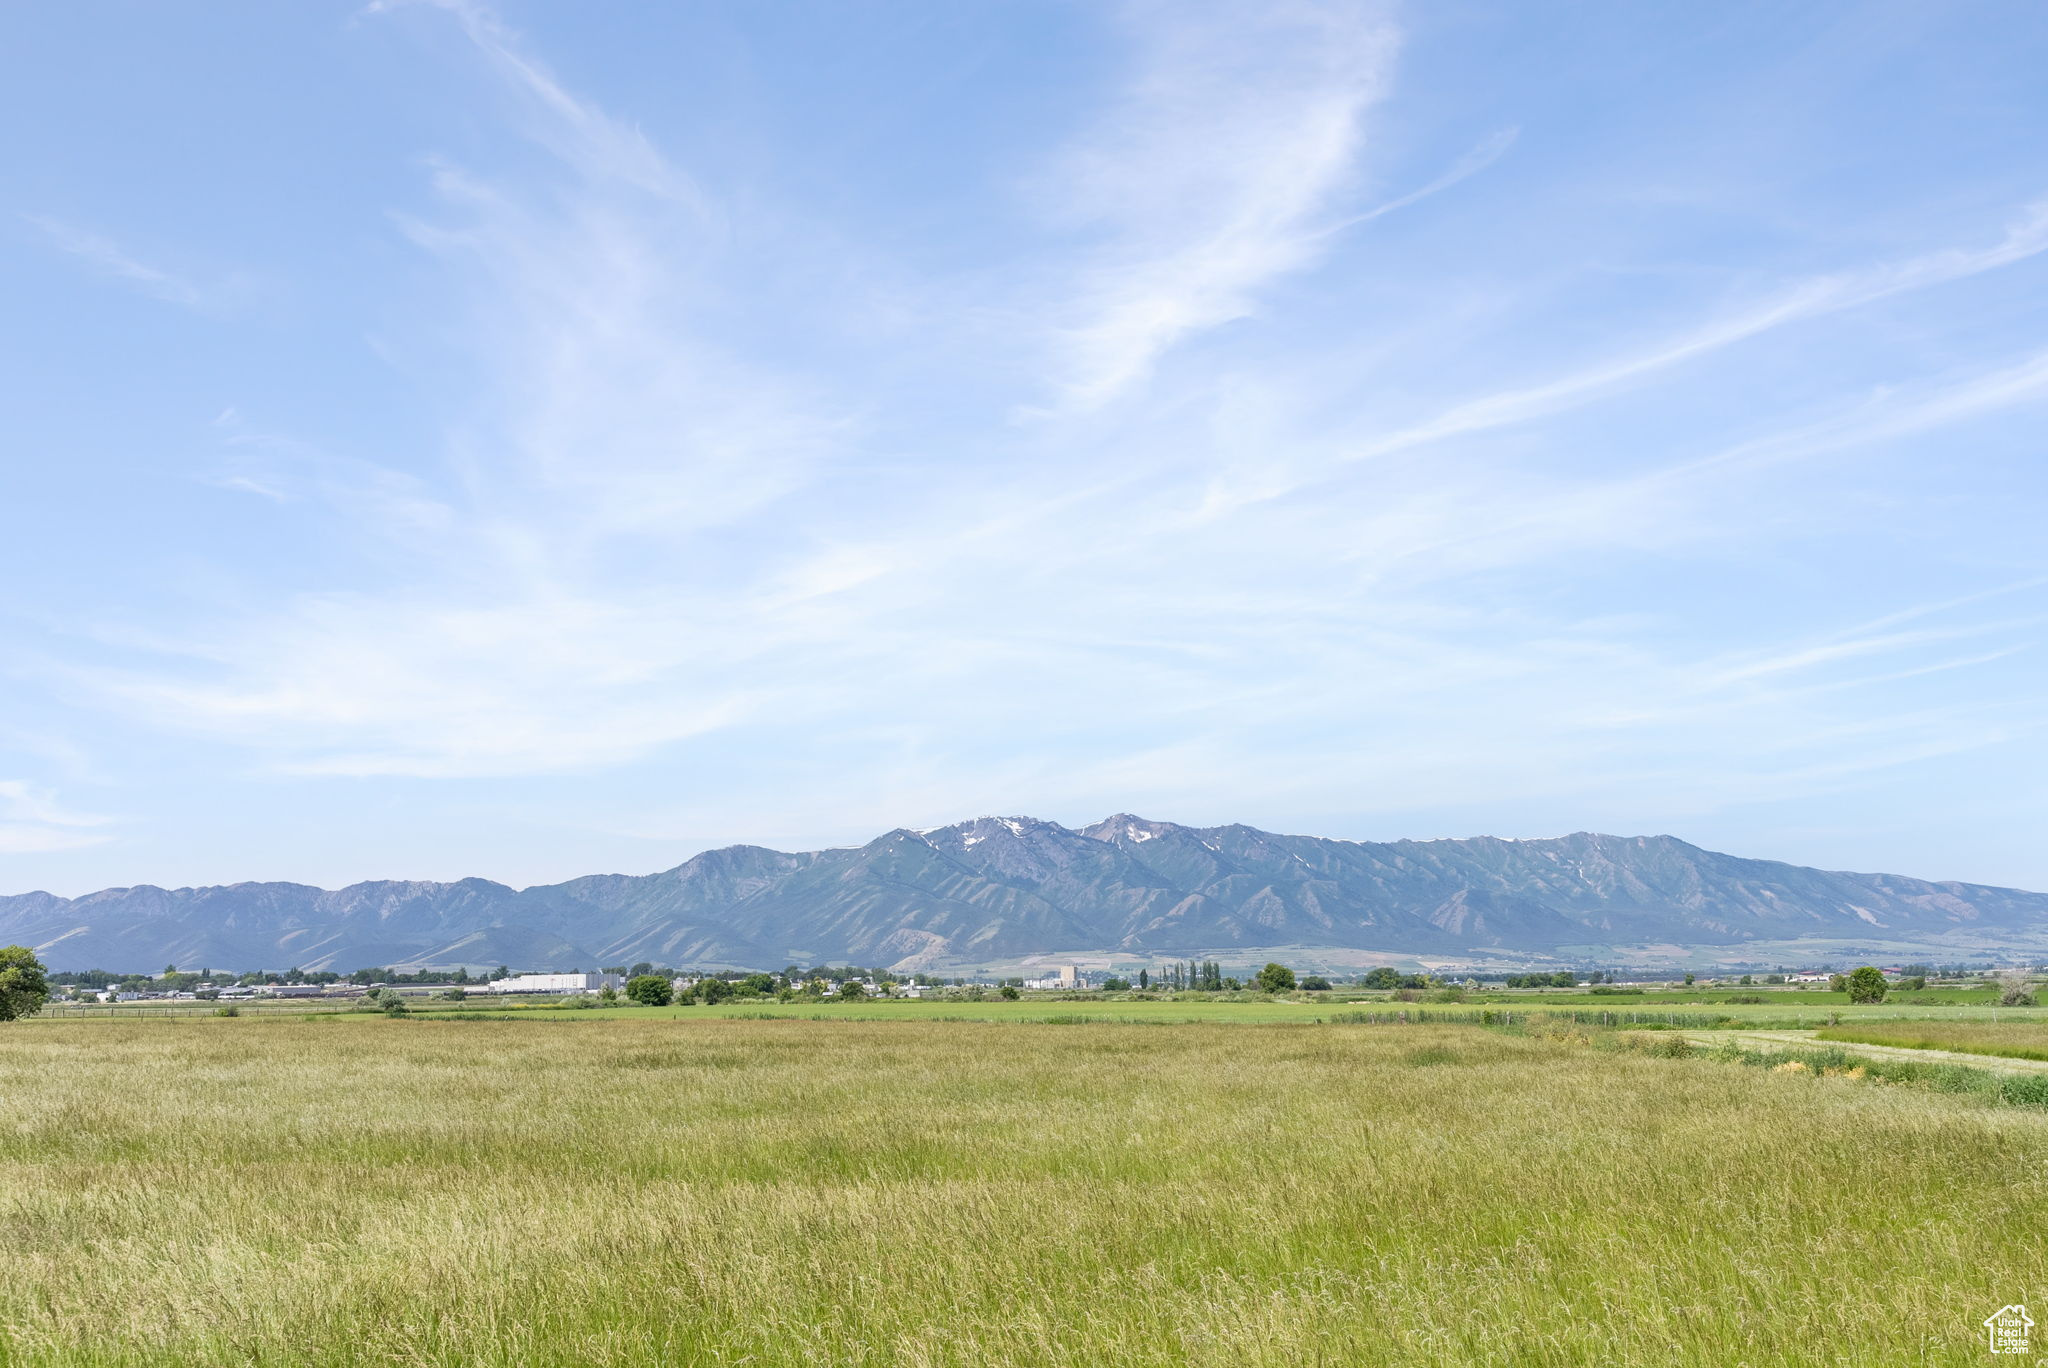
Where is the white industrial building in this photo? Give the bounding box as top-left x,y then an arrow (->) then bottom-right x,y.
1022,965 -> 1084,990
479,972 -> 622,995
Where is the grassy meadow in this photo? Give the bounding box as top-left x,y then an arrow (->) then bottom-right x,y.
4,1013 -> 2046,1366
1818,1018 -> 2048,1062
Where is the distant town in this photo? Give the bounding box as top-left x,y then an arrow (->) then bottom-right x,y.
42,958 -> 2036,1006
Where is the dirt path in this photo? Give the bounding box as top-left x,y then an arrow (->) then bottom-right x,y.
1677,1028 -> 2048,1074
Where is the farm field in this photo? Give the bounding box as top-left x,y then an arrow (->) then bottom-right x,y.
4,1015 -> 2046,1366
1818,1019 -> 2048,1062
410,993 -> 2045,1028
38,990 -> 2048,1031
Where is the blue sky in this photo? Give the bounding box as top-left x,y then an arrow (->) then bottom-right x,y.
3,0 -> 2046,896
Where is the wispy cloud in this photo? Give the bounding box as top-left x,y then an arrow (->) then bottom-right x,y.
0,781 -> 112,855
1189,200 -> 2048,518
1314,126 -> 1519,235
1359,198 -> 2048,447
21,213 -> 207,307
1032,0 -> 1398,410
363,0 -> 696,201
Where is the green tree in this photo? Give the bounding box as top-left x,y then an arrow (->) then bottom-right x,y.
697,977 -> 734,1005
0,945 -> 52,1021
1255,962 -> 1296,993
1843,966 -> 1888,1004
738,973 -> 776,996
837,980 -> 867,1000
998,985 -> 1019,1000
1362,967 -> 1400,990
1100,976 -> 1131,992
1682,973 -> 1695,986
625,975 -> 672,1007
1299,975 -> 1332,991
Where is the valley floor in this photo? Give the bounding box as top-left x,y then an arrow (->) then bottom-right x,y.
3,1014 -> 2043,1366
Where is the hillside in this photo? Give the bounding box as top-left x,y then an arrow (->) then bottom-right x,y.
5,815 -> 2046,972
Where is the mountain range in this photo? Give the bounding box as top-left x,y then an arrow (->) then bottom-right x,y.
5,814 -> 2047,974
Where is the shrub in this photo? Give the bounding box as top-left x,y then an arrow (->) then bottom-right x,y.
213,1004 -> 240,1017
998,986 -> 1019,1000
625,975 -> 672,1007
1298,976 -> 1331,992
1996,972 -> 2038,1007
0,945 -> 53,1022
1255,963 -> 1297,993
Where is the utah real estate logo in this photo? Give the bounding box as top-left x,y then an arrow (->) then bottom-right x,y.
1984,1304 -> 2032,1355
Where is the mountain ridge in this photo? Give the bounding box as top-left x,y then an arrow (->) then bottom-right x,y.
5,815 -> 2046,972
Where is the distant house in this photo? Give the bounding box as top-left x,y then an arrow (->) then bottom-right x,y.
1023,965 -> 1085,990
1788,972 -> 1832,984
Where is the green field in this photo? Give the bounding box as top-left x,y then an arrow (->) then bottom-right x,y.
395,991 -> 2046,1029
1818,1018 -> 2048,1063
4,1012 -> 2045,1366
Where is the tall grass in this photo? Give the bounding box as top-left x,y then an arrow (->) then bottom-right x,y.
3,1016 -> 2045,1366
1816,1019 -> 2048,1063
